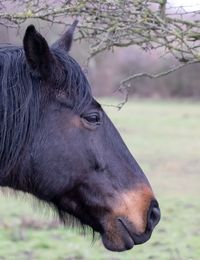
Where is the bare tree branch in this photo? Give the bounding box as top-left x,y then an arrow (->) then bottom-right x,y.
120,59 -> 200,89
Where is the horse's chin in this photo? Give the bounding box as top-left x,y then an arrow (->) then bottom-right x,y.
98,217 -> 153,252
58,209 -> 135,252
100,230 -> 135,252
97,219 -> 136,252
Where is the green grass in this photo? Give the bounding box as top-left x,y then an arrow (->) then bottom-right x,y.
0,99 -> 200,260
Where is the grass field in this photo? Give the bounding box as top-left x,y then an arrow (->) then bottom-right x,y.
0,99 -> 200,260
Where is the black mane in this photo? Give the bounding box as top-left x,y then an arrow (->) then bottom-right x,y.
0,45 -> 92,176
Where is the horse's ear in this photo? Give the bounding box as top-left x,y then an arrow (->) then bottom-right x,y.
52,20 -> 78,52
23,25 -> 54,79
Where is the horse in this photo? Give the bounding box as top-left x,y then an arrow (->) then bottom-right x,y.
0,21 -> 160,252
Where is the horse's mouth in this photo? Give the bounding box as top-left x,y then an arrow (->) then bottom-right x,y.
99,218 -> 135,252
99,217 -> 153,252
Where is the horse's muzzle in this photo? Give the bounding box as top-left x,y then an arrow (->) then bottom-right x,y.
118,199 -> 160,245
101,199 -> 161,252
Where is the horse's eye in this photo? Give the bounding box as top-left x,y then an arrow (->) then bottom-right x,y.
83,113 -> 100,124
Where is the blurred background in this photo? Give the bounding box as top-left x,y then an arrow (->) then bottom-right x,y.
0,0 -> 200,259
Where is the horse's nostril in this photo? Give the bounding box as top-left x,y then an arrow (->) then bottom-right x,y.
147,200 -> 161,231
